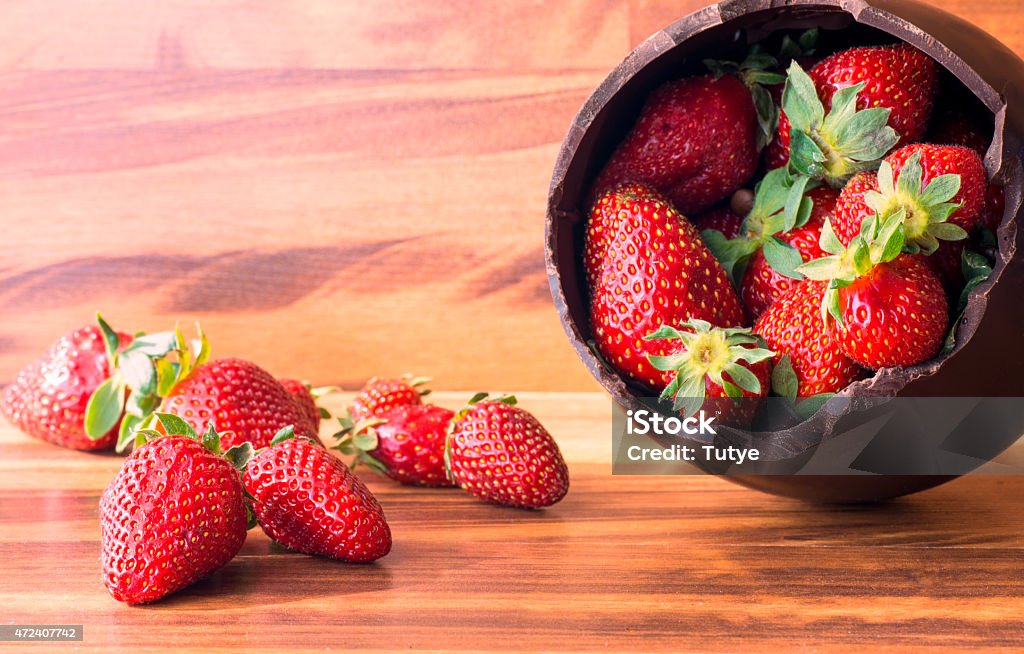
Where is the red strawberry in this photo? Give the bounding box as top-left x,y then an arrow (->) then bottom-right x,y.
445,395 -> 568,509
754,281 -> 864,396
774,45 -> 936,186
244,432 -> 391,562
337,404 -> 456,487
100,421 -> 249,604
160,358 -> 322,450
588,75 -> 759,214
694,205 -> 745,240
740,185 -> 836,321
279,379 -> 323,431
833,145 -> 986,286
833,171 -> 882,245
884,144 -> 987,232
812,44 -> 937,145
798,213 -> 949,369
645,320 -> 773,428
590,183 -> 745,391
348,376 -> 429,423
1,322 -> 131,451
833,255 -> 947,368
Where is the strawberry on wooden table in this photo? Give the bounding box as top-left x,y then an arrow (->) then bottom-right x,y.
754,281 -> 864,397
799,214 -> 949,369
100,414 -> 251,604
335,404 -> 456,487
445,394 -> 569,509
1,316 -> 132,451
587,74 -> 759,214
244,428 -> 391,562
589,183 -> 745,391
160,358 -> 323,450
644,320 -> 774,428
347,375 -> 430,422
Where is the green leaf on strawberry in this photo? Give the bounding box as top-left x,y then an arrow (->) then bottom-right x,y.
783,61 -> 899,187
942,249 -> 994,354
703,167 -> 815,283
704,50 -> 783,151
862,151 -> 966,255
84,376 -> 127,440
645,320 -> 774,418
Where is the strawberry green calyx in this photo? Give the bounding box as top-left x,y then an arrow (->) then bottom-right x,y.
704,29 -> 819,151
705,51 -> 784,151
644,320 -> 774,419
97,323 -> 211,454
332,415 -> 390,475
702,167 -> 814,281
133,412 -> 255,471
784,61 -> 899,188
798,211 -> 906,325
85,313 -> 163,444
863,152 -> 966,255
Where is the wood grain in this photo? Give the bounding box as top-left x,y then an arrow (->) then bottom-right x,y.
0,0 -> 1021,392
3,391 -> 1024,652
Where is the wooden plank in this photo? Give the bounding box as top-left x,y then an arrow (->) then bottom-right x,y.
0,1 -> 630,71
0,69 -> 604,391
2,392 -> 1024,652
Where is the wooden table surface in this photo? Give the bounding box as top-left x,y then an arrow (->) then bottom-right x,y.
3,391 -> 1024,652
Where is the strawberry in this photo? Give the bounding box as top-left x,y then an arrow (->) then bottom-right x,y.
754,281 -> 864,397
644,320 -> 773,428
243,429 -> 391,562
799,213 -> 949,369
589,183 -> 744,391
694,205 -> 745,241
160,358 -> 322,450
811,44 -> 937,145
777,46 -> 936,187
833,146 -> 986,280
336,404 -> 456,487
710,29 -> 820,166
100,415 -> 250,604
739,185 -> 836,321
1,318 -> 132,451
883,144 -> 987,233
348,376 -> 430,423
588,75 -> 759,214
445,394 -> 568,509
279,378 -> 326,431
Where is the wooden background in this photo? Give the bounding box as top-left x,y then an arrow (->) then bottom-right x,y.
1,0 -> 1021,392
